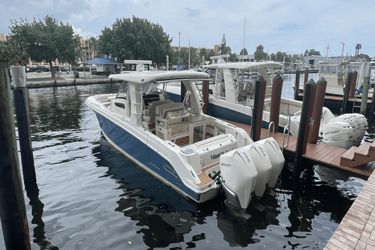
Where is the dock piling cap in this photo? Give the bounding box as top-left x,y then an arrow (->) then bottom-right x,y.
317,77 -> 327,84
10,66 -> 26,88
306,78 -> 316,86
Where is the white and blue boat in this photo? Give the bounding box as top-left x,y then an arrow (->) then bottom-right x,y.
86,71 -> 285,209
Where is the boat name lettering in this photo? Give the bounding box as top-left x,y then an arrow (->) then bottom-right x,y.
221,163 -> 231,167
210,151 -> 227,160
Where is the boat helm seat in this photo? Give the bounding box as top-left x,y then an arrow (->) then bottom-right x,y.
142,100 -> 171,130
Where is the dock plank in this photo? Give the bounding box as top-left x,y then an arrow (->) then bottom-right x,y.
303,143 -> 335,159
319,147 -> 348,163
324,171 -> 375,249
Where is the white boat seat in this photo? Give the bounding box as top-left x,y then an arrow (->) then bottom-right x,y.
155,102 -> 186,119
143,100 -> 171,130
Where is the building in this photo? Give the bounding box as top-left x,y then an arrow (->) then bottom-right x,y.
0,33 -> 12,42
79,36 -> 99,63
85,57 -> 119,75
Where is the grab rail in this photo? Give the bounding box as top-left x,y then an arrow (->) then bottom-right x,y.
282,125 -> 290,152
268,121 -> 275,137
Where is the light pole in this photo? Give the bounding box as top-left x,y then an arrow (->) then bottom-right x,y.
178,32 -> 181,70
188,40 -> 191,70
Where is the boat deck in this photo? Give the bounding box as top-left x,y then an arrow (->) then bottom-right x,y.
324,171 -> 375,249
298,93 -> 373,104
226,120 -> 374,177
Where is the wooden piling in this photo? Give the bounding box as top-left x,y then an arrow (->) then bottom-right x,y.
202,80 -> 209,114
180,81 -> 187,102
294,69 -> 300,100
294,79 -> 317,174
342,71 -> 353,114
370,87 -> 375,128
269,74 -> 283,131
11,66 -> 38,192
251,76 -> 267,141
349,70 -> 358,98
308,77 -> 327,144
360,64 -> 371,115
303,67 -> 309,97
0,61 -> 31,249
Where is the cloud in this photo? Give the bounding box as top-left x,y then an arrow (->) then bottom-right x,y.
1,0 -> 375,56
185,7 -> 201,17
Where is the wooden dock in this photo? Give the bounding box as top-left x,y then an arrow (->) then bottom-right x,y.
227,121 -> 374,178
324,170 -> 375,249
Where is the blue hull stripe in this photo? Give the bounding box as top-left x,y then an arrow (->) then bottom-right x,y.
166,92 -> 181,102
208,103 -> 269,128
95,113 -> 200,201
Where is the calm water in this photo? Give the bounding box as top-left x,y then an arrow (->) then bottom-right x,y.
0,77 -> 366,249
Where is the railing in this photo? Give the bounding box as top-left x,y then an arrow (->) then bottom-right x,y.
268,121 -> 275,137
282,125 -> 290,152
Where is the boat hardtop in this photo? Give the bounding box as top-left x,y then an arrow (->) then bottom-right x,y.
204,61 -> 282,71
216,61 -> 283,70
109,70 -> 209,84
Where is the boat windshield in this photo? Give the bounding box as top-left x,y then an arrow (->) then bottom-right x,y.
116,82 -> 128,99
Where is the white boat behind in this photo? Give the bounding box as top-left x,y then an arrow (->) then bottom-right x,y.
164,62 -> 368,149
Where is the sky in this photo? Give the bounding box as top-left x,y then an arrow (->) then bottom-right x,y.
0,0 -> 374,56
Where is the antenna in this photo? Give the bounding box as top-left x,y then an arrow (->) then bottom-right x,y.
341,41 -> 345,61
325,44 -> 330,60
242,17 -> 246,56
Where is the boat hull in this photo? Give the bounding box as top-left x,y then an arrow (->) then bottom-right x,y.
94,112 -> 218,203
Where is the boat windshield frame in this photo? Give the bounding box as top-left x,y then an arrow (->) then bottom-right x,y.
116,82 -> 128,99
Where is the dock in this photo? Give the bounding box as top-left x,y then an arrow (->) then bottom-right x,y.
227,120 -> 374,178
227,119 -> 375,248
324,170 -> 375,250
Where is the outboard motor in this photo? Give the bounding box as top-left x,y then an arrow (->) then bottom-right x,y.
220,147 -> 257,209
219,140 -> 284,210
247,144 -> 273,197
254,137 -> 285,188
332,113 -> 367,146
320,121 -> 354,149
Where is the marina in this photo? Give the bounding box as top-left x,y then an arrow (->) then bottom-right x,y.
0,81 -> 369,249
1,4 -> 375,249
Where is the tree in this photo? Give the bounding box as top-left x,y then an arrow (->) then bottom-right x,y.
355,53 -> 370,61
10,15 -> 79,78
98,17 -> 172,65
0,40 -> 29,65
98,27 -> 113,57
240,48 -> 248,55
254,45 -> 268,61
304,49 -> 321,56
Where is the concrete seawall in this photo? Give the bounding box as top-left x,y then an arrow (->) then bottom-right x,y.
26,77 -> 121,88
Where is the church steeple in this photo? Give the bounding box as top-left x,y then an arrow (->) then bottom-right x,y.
220,33 -> 227,55
221,33 -> 226,46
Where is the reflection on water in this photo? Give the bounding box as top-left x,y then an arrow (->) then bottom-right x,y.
0,80 -> 366,249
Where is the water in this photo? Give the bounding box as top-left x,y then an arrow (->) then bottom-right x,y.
0,79 -> 366,249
